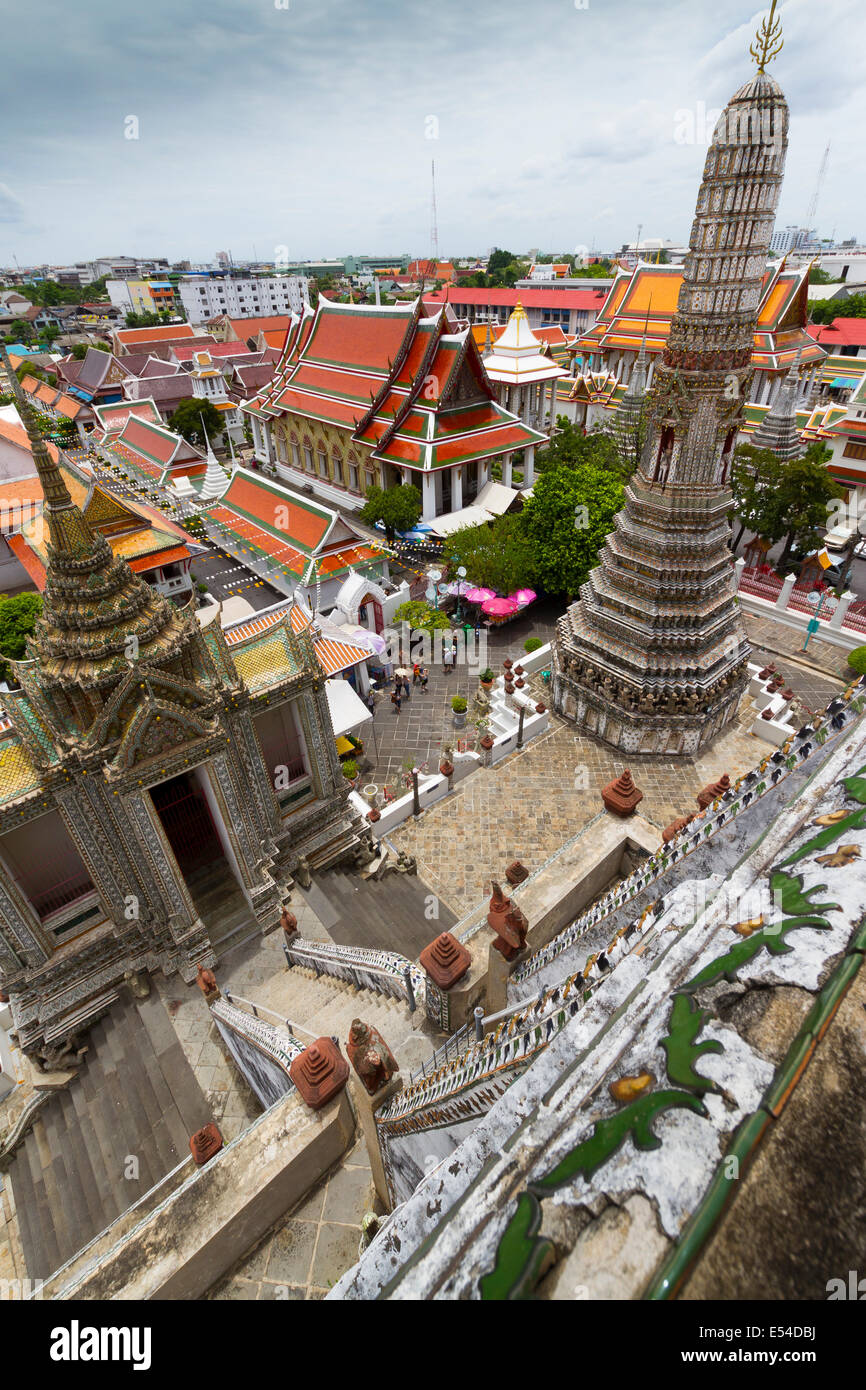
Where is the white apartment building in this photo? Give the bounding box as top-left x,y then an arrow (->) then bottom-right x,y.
179,275 -> 309,325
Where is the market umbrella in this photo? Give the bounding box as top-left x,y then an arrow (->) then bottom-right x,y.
466,587 -> 496,603
481,596 -> 519,616
511,588 -> 537,606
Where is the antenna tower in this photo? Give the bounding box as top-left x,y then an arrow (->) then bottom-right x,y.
805,142 -> 830,236
431,160 -> 439,263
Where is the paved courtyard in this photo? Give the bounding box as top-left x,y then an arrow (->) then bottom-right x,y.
362,597 -> 559,791
388,626 -> 847,923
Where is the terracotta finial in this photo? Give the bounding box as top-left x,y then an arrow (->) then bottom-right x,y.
420,931 -> 471,989
190,1122 -> 223,1165
601,768 -> 644,817
289,1038 -> 349,1110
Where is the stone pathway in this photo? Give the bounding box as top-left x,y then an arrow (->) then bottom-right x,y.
743,612 -> 855,684
209,1138 -> 377,1300
389,698 -> 769,919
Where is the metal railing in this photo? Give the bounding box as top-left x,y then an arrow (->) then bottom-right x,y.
380,970 -> 598,1131
221,989 -> 317,1042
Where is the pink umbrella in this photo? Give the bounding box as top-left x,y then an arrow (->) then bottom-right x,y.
510,588 -> 537,606
482,596 -> 519,616
466,587 -> 496,603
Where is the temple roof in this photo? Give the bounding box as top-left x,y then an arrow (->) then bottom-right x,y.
483,303 -> 568,385
576,262 -> 824,371
6,451 -> 192,590
243,297 -> 546,471
199,468 -> 383,583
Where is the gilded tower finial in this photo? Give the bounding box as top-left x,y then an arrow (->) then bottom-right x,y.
750,0 -> 783,72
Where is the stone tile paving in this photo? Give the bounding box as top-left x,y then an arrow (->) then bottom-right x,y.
743,612 -> 854,684
389,696 -> 784,920
209,1137 -> 377,1300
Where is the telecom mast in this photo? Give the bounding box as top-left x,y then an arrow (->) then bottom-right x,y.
431,160 -> 439,263
805,142 -> 830,236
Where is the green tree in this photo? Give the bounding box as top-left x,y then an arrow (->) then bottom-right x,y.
808,267 -> 839,285
730,444 -> 783,551
809,292 -> 866,325
731,443 -> 840,568
537,416 -> 632,481
0,593 -> 43,682
392,600 -> 450,635
168,397 -> 225,448
359,483 -> 421,543
774,445 -> 841,569
444,512 -> 538,594
520,461 -> 625,598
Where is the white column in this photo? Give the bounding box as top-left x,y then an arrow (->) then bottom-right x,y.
421,471 -> 436,521
452,466 -> 463,510
734,557 -> 745,590
502,453 -> 513,487
830,590 -> 856,630
478,458 -> 491,489
776,573 -> 797,610
523,446 -> 536,487
549,374 -> 558,428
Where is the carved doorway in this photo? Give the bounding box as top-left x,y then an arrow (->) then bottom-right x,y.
150,772 -> 224,875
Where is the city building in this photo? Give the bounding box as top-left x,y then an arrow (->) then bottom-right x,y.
179,276 -> 309,326
554,43 -> 791,753
106,278 -> 180,319
808,317 -> 866,360
242,297 -> 547,519
425,284 -> 607,339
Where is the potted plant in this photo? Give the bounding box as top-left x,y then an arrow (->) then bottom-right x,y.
451,695 -> 468,729
524,637 -> 543,653
479,667 -> 494,690
341,758 -> 358,781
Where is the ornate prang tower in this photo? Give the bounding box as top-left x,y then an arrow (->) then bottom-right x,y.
554,2 -> 789,755
0,345 -> 359,1062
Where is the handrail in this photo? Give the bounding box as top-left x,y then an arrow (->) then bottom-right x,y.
283,935 -> 425,1012
30,1154 -> 195,1295
380,968 -> 596,1129
221,990 -> 317,1042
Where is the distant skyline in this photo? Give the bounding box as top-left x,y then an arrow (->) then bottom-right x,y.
1,0 -> 863,268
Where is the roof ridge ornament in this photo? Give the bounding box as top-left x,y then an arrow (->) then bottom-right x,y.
750,0 -> 783,72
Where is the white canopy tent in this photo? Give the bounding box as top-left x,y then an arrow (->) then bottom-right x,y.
325,678 -> 373,738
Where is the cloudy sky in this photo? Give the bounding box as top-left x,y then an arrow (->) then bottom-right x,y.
1,0 -> 863,268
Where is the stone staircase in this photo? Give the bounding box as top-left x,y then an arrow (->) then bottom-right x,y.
5,991 -> 212,1283
298,864 -> 456,957
186,860 -> 259,958
227,956 -> 436,1079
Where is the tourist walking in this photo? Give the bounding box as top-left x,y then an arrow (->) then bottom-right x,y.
420,666 -> 429,691
391,689 -> 402,715
412,662 -> 421,686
